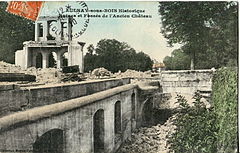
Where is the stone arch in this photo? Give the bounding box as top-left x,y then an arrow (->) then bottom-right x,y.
131,93 -> 136,130
48,51 -> 57,68
131,93 -> 136,120
33,128 -> 64,153
141,98 -> 153,126
93,109 -> 104,153
36,52 -> 43,68
62,52 -> 68,67
114,101 -> 121,135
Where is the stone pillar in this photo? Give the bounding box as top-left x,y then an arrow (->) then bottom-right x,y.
79,42 -> 85,72
24,46 -> 30,69
42,52 -> 49,68
56,52 -> 62,69
35,23 -> 39,41
67,19 -> 72,41
15,50 -> 25,68
43,21 -> 49,41
67,41 -> 85,73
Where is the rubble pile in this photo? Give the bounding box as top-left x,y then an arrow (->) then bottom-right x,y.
0,61 -> 24,73
118,115 -> 177,153
88,68 -> 152,79
89,67 -> 112,79
33,68 -> 63,84
0,61 -> 63,84
118,93 -> 211,153
61,73 -> 85,82
0,62 -> 154,84
114,69 -> 152,78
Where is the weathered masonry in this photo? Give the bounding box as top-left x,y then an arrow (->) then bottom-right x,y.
15,16 -> 85,72
0,78 -> 161,153
0,69 -> 214,153
160,69 -> 214,100
160,69 -> 213,94
0,78 -> 130,117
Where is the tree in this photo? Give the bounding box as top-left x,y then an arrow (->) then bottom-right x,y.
159,2 -> 238,69
84,44 -> 98,72
135,52 -> 153,71
95,39 -> 124,72
0,2 -> 34,63
163,49 -> 191,70
84,39 -> 153,73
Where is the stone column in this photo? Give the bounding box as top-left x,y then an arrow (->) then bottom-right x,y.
35,23 -> 39,41
79,42 -> 85,73
42,52 -> 49,68
43,21 -> 49,41
56,52 -> 62,69
24,46 -> 30,69
68,41 -> 85,73
15,50 -> 24,68
67,19 -> 72,41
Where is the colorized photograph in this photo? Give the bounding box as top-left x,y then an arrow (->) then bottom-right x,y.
0,1 -> 238,153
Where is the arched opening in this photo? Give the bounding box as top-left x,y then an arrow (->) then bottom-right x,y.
62,52 -> 68,67
33,129 -> 64,153
142,98 -> 153,126
48,52 -> 57,68
36,52 -> 43,68
93,109 -> 104,153
131,93 -> 136,120
114,101 -> 122,142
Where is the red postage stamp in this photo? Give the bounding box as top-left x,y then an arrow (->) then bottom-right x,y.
6,1 -> 43,21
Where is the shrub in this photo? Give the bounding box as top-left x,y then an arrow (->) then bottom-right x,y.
169,67 -> 238,153
169,93 -> 218,153
212,67 -> 238,152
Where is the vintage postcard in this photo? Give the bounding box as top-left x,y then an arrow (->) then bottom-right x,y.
0,1 -> 238,153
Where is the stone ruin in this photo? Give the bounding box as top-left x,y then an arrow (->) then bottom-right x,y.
15,16 -> 85,72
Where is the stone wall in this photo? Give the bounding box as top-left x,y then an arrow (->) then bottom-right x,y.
160,69 -> 214,95
0,84 -> 138,153
0,81 -> 161,153
0,78 -> 130,117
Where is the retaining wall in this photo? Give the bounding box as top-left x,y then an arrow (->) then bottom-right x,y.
0,83 -> 144,153
0,78 -> 130,117
160,69 -> 214,94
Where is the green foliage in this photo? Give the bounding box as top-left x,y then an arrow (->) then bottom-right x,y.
0,2 -> 34,63
163,49 -> 190,70
169,93 -> 218,153
159,2 -> 238,69
212,68 -> 238,152
84,39 -> 153,73
169,68 -> 238,153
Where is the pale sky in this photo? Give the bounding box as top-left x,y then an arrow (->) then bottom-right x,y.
40,1 -> 181,62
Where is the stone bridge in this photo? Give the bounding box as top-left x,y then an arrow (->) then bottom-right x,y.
0,70 -> 214,153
